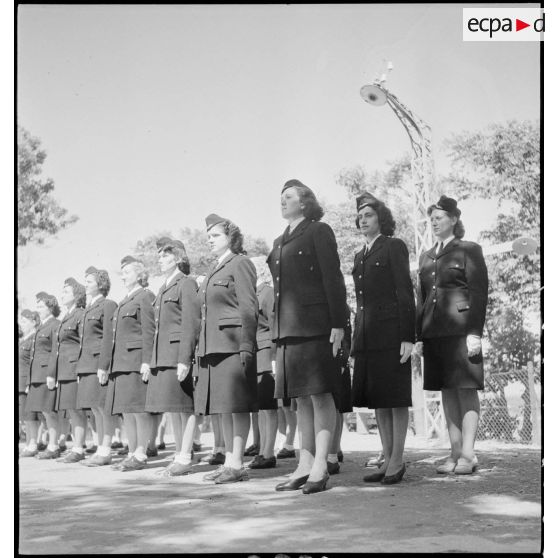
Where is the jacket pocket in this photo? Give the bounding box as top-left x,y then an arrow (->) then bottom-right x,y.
123,309 -> 138,318
456,301 -> 470,312
169,332 -> 182,343
126,340 -> 142,350
164,296 -> 179,303
213,279 -> 230,288
218,316 -> 242,328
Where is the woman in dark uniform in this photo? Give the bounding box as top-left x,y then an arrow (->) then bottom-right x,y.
25,293 -> 62,459
351,193 -> 415,484
146,238 -> 201,476
416,196 -> 488,475
247,256 -> 278,470
268,179 -> 347,494
105,256 -> 156,471
19,310 -> 40,456
52,278 -> 87,463
76,267 -> 118,466
195,214 -> 259,484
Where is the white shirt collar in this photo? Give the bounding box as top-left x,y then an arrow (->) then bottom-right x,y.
365,233 -> 382,251
127,285 -> 142,297
89,294 -> 102,307
288,216 -> 305,233
436,235 -> 455,252
41,315 -> 53,325
165,268 -> 181,287
217,249 -> 232,266
23,330 -> 36,340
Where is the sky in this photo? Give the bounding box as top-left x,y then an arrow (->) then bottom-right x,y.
17,3 -> 540,305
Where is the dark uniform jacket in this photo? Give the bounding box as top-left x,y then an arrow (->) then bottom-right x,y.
417,238 -> 488,340
267,219 -> 347,340
28,317 -> 61,385
106,288 -> 156,373
151,272 -> 200,368
256,283 -> 276,373
197,253 -> 258,356
19,333 -> 35,392
352,235 -> 416,353
76,296 -> 118,374
48,307 -> 85,381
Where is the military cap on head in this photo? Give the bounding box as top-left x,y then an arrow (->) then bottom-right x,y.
433,195 -> 461,218
35,291 -> 49,300
64,277 -> 79,288
85,265 -> 99,276
205,214 -> 226,231
356,192 -> 378,211
281,178 -> 308,194
21,309 -> 40,325
120,255 -> 141,268
156,236 -> 173,252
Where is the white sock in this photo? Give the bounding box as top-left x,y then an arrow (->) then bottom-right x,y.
27,443 -> 38,451
72,446 -> 84,455
174,454 -> 192,465
133,450 -> 147,462
283,444 -> 294,451
215,446 -> 225,454
47,444 -> 58,452
327,453 -> 339,463
97,446 -> 110,457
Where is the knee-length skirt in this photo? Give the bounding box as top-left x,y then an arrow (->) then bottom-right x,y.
56,379 -> 79,411
423,335 -> 484,391
257,372 -> 278,410
352,348 -> 412,409
275,336 -> 340,399
105,371 -> 149,414
194,353 -> 258,415
25,383 -> 57,414
145,366 -> 194,413
76,373 -> 109,410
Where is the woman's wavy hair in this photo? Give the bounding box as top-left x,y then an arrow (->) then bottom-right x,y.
283,179 -> 324,221
355,198 -> 396,236
427,204 -> 465,239
163,244 -> 190,275
128,261 -> 150,288
217,220 -> 246,255
71,282 -> 87,308
87,270 -> 111,297
36,293 -> 61,318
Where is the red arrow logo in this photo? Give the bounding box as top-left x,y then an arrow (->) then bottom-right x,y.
516,19 -> 530,31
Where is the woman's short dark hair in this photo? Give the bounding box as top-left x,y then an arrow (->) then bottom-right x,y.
72,283 -> 87,309
427,205 -> 465,239
88,270 -> 111,297
163,244 -> 190,275
37,293 -> 61,318
283,179 -> 324,221
356,198 -> 396,236
219,220 -> 246,255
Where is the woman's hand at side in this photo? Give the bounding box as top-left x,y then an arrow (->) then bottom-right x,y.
413,341 -> 423,358
176,362 -> 189,382
140,363 -> 151,383
399,342 -> 413,364
330,328 -> 344,357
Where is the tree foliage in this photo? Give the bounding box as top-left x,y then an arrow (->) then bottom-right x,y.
18,126 -> 78,246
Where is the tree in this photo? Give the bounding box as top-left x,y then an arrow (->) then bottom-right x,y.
18,126 -> 78,246
133,228 -> 270,278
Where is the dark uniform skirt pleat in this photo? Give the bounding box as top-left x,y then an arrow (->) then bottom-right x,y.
144,367 -> 194,413
105,371 -> 148,414
352,349 -> 412,409
25,383 -> 57,413
76,374 -> 108,410
195,353 -> 258,415
56,380 -> 79,411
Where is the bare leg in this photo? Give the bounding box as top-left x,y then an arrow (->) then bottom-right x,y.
24,420 -> 39,449
385,407 -> 408,475
212,414 -> 224,451
169,412 -> 184,453
330,412 -> 343,455
262,410 -> 278,458
250,412 -> 260,447
284,407 -> 297,447
277,406 -> 286,437
221,413 -> 234,466
100,409 -> 115,449
458,389 -> 480,461
123,413 -> 137,453
68,410 -> 87,452
177,413 -> 201,461
44,412 -> 59,451
154,413 -> 164,446
291,396 -> 315,479
134,413 -> 152,457
231,413 -> 250,469
309,393 -> 336,481
441,389 -> 463,461
258,411 -> 267,455
375,408 -> 393,474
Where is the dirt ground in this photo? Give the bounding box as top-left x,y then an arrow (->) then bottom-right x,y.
18,431 -> 541,554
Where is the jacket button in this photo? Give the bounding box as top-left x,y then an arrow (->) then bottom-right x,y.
359,290 -> 363,294
276,277 -> 279,281
433,299 -> 437,303
432,272 -> 435,275
360,306 -> 363,310
432,286 -> 436,290
298,251 -> 302,255
375,262 -> 379,266
276,293 -> 279,297
359,275 -> 362,279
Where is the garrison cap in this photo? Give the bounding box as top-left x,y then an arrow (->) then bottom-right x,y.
432,195 -> 461,218
281,178 -> 308,194
356,192 -> 378,212
21,309 -> 40,325
64,277 -> 79,288
85,266 -> 99,276
156,236 -> 173,252
35,291 -> 49,300
205,214 -> 226,231
120,255 -> 141,268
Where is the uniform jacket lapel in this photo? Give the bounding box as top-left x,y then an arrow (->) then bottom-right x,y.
365,234 -> 386,260
161,271 -> 185,295
436,238 -> 460,258
282,219 -> 311,246
208,252 -> 235,280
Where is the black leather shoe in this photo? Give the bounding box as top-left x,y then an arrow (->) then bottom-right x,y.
117,445 -> 129,456
85,445 -> 97,454
302,473 -> 329,494
381,463 -> 406,485
276,448 -> 296,459
157,442 -> 166,450
146,447 -> 158,458
208,452 -> 226,465
37,442 -> 47,451
111,441 -> 124,449
275,475 -> 309,491
244,444 -> 260,457
363,470 -> 385,483
250,456 -> 276,469
192,442 -> 202,452
327,461 -> 340,475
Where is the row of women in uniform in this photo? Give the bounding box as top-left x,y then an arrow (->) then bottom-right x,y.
18,179 -> 488,494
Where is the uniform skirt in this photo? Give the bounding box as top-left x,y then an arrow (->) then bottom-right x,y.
352,348 -> 412,409
145,366 -> 194,413
105,371 -> 148,414
76,373 -> 108,410
56,380 -> 79,411
257,372 -> 278,410
275,336 -> 340,399
423,335 -> 484,391
19,393 -> 39,421
25,383 -> 57,413
194,353 -> 258,415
